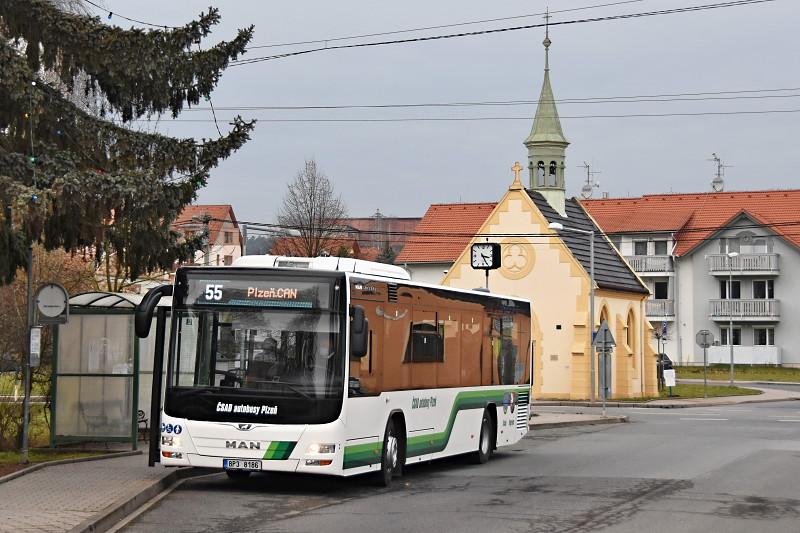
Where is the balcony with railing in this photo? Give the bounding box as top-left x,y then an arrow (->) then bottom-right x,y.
624,255 -> 674,274
709,299 -> 780,321
707,253 -> 779,275
646,299 -> 675,318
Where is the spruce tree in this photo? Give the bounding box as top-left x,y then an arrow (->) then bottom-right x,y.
0,0 -> 255,284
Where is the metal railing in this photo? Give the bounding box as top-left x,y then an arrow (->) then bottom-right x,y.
709,299 -> 780,319
707,253 -> 779,273
646,299 -> 675,317
625,255 -> 674,272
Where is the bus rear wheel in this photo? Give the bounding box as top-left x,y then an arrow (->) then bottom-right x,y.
378,418 -> 402,487
473,409 -> 494,464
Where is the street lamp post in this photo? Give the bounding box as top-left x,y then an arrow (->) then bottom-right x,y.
727,251 -> 739,386
549,222 -> 596,402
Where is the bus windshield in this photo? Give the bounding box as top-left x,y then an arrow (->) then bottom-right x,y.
164,266 -> 347,424
170,308 -> 342,398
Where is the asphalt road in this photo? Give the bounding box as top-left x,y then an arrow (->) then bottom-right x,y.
123,401 -> 800,533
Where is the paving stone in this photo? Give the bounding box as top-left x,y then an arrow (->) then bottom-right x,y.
0,454 -> 171,533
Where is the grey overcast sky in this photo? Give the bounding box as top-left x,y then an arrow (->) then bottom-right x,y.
98,0 -> 799,222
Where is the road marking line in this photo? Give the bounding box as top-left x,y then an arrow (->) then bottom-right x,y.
680,418 -> 728,421
776,419 -> 800,422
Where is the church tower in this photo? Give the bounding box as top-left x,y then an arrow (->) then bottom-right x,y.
524,17 -> 569,216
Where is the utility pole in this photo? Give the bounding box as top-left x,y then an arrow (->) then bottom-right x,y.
20,80 -> 38,464
240,223 -> 248,256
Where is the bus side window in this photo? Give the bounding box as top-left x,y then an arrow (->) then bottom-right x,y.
437,312 -> 460,387
459,313 -> 482,387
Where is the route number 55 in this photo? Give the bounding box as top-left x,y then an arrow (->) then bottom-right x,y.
205,284 -> 223,301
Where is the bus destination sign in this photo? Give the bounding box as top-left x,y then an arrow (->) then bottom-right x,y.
184,277 -> 331,309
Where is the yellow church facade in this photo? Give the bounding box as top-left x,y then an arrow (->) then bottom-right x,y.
403,26 -> 658,400
441,171 -> 659,400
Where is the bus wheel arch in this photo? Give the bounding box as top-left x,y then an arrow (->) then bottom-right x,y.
486,404 -> 498,451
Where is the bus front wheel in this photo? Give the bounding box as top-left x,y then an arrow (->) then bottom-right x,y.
474,409 -> 494,464
378,418 -> 402,487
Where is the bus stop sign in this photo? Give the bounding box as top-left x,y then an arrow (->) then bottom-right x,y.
696,330 -> 714,349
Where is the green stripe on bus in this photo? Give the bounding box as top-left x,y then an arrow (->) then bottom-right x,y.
263,441 -> 297,460
343,387 -> 528,469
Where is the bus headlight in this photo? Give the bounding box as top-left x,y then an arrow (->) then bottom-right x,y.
307,443 -> 336,454
161,435 -> 181,447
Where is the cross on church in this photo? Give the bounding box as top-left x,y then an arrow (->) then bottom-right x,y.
512,161 -> 523,182
544,7 -> 551,31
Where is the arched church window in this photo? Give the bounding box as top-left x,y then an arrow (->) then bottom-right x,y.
549,161 -> 558,186
537,161 -> 546,187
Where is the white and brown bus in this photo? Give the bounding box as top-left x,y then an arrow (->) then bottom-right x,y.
135,255 -> 531,486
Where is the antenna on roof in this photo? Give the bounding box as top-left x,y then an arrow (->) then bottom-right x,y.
709,153 -> 731,192
579,162 -> 601,199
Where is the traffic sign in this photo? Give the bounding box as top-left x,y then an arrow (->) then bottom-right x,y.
592,320 -> 615,349
695,330 -> 714,349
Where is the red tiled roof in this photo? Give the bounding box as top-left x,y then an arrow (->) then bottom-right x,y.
582,189 -> 800,256
270,236 -> 361,258
174,205 -> 242,247
395,202 -> 497,264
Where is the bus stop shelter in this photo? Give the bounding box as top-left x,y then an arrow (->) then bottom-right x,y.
51,291 -> 170,448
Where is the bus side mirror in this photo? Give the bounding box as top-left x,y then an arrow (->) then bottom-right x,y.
134,284 -> 173,338
350,305 -> 369,358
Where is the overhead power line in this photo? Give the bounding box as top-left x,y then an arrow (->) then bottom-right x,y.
133,108 -> 800,123
230,0 -> 779,66
80,0 -> 179,29
183,87 -> 800,112
185,216 -> 800,243
245,0 -> 651,50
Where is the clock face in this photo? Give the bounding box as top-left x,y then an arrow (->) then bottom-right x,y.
471,243 -> 497,269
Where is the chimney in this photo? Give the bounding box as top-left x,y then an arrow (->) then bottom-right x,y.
602,192 -> 610,199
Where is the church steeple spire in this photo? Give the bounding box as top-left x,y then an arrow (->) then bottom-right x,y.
525,8 -> 570,216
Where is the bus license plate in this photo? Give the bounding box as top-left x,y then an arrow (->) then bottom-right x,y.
223,459 -> 262,471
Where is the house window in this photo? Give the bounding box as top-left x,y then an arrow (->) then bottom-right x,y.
653,281 -> 669,300
753,280 -> 774,299
634,241 -> 648,256
224,231 -> 233,244
609,236 -> 622,251
720,327 -> 741,346
753,327 -> 775,346
719,279 -> 741,299
719,237 -> 740,254
653,240 -> 668,255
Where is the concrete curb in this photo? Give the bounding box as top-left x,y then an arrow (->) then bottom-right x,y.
0,450 -> 142,486
530,415 -> 628,430
70,466 -> 213,533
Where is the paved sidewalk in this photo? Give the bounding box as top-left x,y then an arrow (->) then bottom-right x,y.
0,453 -> 174,533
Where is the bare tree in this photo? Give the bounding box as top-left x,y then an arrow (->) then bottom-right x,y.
277,159 -> 348,257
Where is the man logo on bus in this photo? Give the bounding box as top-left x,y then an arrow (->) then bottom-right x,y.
226,441 -> 261,450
